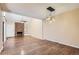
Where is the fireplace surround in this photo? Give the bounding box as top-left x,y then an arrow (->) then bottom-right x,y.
15,22 -> 24,37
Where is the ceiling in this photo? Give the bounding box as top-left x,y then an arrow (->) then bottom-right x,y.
4,12 -> 33,22
1,3 -> 79,20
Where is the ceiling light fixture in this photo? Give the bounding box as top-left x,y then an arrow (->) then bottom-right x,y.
46,6 -> 55,23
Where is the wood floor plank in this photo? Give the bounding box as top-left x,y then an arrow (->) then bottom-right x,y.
0,36 -> 79,55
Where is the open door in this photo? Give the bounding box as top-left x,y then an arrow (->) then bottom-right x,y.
0,19 -> 4,53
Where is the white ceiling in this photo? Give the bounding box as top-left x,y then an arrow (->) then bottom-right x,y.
2,3 -> 79,20
4,12 -> 34,22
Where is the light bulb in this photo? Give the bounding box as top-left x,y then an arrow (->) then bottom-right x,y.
52,18 -> 55,22
46,17 -> 51,21
46,16 -> 55,23
49,20 -> 53,23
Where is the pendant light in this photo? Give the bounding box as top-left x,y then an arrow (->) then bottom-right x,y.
46,6 -> 55,23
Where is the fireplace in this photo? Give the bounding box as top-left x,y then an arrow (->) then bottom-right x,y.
15,22 -> 24,37
17,32 -> 23,36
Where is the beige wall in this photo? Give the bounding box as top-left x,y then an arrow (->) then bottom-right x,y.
28,19 -> 42,39
43,8 -> 79,48
24,22 -> 28,35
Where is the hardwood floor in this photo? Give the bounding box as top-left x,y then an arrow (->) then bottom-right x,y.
0,36 -> 79,55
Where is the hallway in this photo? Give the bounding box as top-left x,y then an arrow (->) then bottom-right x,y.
1,36 -> 79,55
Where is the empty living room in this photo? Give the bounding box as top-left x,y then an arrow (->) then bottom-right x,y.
0,3 -> 79,55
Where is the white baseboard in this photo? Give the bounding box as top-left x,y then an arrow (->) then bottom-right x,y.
45,39 -> 79,49
0,46 -> 3,53
24,34 -> 30,36
30,34 -> 43,40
